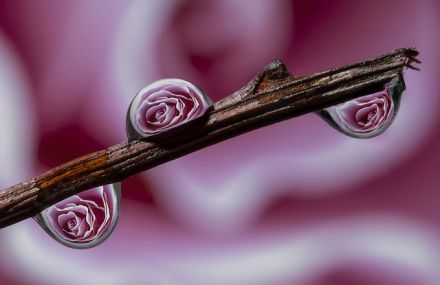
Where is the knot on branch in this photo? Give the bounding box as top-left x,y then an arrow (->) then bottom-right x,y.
264,60 -> 290,80
253,60 -> 294,95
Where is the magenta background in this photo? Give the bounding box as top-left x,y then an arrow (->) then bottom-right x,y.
0,1 -> 439,284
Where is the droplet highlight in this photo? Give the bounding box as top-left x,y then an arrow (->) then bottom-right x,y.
34,183 -> 121,249
317,76 -> 404,138
126,78 -> 212,140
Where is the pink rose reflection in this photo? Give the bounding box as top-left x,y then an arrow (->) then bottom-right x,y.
318,76 -> 403,139
36,184 -> 120,249
128,79 -> 212,138
336,90 -> 394,134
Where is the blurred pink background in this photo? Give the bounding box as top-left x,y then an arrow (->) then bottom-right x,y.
1,0 -> 440,284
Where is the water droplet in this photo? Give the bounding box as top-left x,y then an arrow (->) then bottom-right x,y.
34,183 -> 121,249
317,76 -> 404,138
126,78 -> 212,140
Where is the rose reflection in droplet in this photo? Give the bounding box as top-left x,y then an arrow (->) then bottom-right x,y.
336,90 -> 394,134
127,79 -> 212,139
35,183 -> 121,249
318,76 -> 404,139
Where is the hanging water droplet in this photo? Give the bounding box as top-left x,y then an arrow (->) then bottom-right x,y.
317,76 -> 404,138
34,183 -> 121,249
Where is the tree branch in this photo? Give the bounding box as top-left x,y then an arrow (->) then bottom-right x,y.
0,47 -> 420,229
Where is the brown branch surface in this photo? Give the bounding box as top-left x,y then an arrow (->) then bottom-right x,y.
0,47 -> 420,229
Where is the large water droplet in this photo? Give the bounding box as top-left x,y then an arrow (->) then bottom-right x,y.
34,183 -> 121,249
317,76 -> 404,138
126,78 -> 212,140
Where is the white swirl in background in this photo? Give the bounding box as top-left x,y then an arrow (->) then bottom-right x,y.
2,214 -> 440,285
0,31 -> 34,186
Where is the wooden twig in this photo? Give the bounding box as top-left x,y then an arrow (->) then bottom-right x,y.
0,47 -> 420,229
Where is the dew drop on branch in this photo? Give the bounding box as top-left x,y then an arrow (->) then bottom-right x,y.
317,76 -> 405,139
126,79 -> 212,139
34,183 -> 121,249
